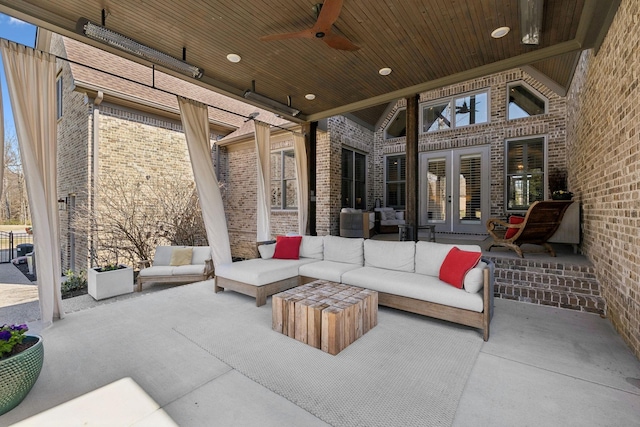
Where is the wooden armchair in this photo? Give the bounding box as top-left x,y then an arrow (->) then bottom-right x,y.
486,200 -> 574,258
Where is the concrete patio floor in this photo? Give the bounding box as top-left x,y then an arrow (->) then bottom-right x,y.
1,276 -> 639,426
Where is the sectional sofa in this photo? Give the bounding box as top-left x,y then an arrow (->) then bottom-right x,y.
214,235 -> 494,340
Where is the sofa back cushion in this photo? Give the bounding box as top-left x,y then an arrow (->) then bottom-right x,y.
323,235 -> 364,265
415,241 -> 483,277
364,240 -> 415,272
191,246 -> 212,264
299,235 -> 324,260
153,246 -> 174,266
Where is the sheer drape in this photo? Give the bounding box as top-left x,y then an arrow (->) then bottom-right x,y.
1,40 -> 64,325
0,84 -> 4,201
177,96 -> 232,267
293,132 -> 308,235
254,121 -> 271,241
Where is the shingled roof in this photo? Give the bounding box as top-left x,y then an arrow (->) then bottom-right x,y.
57,35 -> 289,133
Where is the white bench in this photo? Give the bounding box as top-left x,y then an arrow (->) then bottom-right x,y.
137,246 -> 214,292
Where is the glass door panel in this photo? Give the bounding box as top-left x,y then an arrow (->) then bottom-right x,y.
420,147 -> 489,233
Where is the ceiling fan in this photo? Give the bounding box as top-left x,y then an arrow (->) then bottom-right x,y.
259,0 -> 359,51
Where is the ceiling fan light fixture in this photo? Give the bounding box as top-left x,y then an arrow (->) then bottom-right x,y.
243,90 -> 300,117
379,67 -> 392,76
226,53 -> 241,63
519,0 -> 544,45
305,94 -> 316,100
77,18 -> 204,79
491,26 -> 510,39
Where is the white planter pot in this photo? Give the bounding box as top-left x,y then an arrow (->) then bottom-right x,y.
88,265 -> 134,300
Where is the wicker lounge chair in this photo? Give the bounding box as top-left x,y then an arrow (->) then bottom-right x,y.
486,200 -> 574,258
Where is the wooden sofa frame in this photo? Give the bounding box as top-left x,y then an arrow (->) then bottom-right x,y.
215,263 -> 493,341
137,258 -> 214,292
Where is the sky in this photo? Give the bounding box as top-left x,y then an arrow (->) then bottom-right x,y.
1,13 -> 37,141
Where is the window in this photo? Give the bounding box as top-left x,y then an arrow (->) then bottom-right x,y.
342,148 -> 366,209
508,82 -> 547,120
506,137 -> 546,211
454,92 -> 488,127
386,155 -> 406,209
271,150 -> 297,209
384,108 -> 406,139
420,90 -> 489,133
56,74 -> 63,119
422,102 -> 451,133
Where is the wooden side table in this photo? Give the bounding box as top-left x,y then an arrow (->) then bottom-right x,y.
272,280 -> 378,355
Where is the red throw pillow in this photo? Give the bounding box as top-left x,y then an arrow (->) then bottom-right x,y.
439,247 -> 482,289
273,235 -> 302,260
504,215 -> 525,239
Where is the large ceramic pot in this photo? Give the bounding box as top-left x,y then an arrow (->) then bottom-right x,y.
0,335 -> 44,415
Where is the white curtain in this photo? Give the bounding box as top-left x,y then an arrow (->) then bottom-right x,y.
293,132 -> 308,235
177,96 -> 232,267
254,121 -> 271,241
0,84 -> 4,201
1,40 -> 64,325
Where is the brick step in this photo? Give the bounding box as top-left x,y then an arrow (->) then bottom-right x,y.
495,271 -> 600,297
485,254 -> 606,315
495,283 -> 606,315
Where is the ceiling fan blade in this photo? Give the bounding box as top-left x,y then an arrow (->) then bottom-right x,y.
323,32 -> 360,51
260,29 -> 315,42
314,0 -> 344,33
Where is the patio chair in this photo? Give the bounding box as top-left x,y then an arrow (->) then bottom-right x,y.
486,200 -> 574,258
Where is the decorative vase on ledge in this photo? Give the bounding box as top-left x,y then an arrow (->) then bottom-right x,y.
0,335 -> 44,415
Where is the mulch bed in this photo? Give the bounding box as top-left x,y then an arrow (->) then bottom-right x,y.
14,262 -> 88,299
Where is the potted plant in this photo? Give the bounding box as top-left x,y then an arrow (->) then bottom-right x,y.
0,324 -> 43,415
88,263 -> 134,300
548,169 -> 573,200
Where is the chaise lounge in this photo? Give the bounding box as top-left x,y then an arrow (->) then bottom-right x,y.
486,200 -> 574,257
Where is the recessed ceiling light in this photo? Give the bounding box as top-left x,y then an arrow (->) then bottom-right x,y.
305,93 -> 316,100
226,53 -> 241,63
491,27 -> 510,39
379,67 -> 392,76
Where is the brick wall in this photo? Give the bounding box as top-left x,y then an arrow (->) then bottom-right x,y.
565,0 -> 640,359
317,117 -> 375,236
52,35 -> 92,272
373,69 -> 567,218
54,30 -> 223,271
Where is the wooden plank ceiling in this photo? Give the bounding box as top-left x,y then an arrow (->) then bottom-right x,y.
0,0 -> 621,127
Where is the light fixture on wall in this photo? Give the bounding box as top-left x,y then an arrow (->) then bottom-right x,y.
243,90 -> 300,117
76,18 -> 204,79
519,0 -> 544,45
58,198 -> 67,211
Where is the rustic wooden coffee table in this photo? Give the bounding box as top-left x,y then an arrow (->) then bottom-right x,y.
272,280 -> 378,355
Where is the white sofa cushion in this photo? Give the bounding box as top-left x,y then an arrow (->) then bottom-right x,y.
138,266 -> 174,277
323,236 -> 364,265
153,246 -> 174,266
299,236 -> 324,260
191,247 -> 212,264
342,267 -> 483,313
215,258 -> 317,286
364,240 -> 415,272
172,265 -> 206,276
415,241 -> 482,277
299,260 -> 362,283
464,261 -> 487,294
380,219 -> 405,226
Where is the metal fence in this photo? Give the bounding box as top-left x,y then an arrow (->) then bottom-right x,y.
0,231 -> 34,263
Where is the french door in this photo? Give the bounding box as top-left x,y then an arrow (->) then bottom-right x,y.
419,146 -> 490,233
